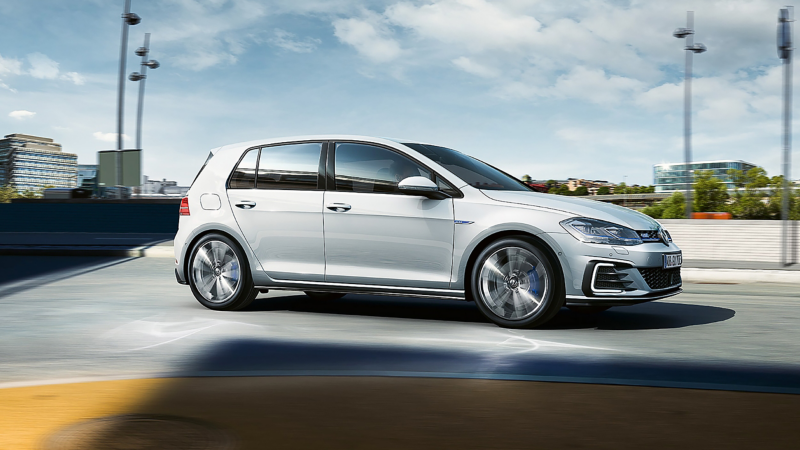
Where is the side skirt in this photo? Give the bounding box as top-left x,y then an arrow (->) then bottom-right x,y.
256,280 -> 467,301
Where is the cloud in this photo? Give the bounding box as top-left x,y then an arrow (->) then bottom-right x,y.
148,0 -> 268,71
25,52 -> 85,85
386,0 -> 541,52
27,53 -> 60,79
61,72 -> 85,85
93,132 -> 129,143
0,54 -> 22,75
452,57 -> 500,78
333,14 -> 403,63
9,110 -> 36,120
268,29 -> 321,53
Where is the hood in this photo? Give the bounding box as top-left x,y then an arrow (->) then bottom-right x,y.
482,190 -> 661,231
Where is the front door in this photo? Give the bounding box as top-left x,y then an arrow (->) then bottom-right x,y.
228,142 -> 326,281
323,142 -> 455,288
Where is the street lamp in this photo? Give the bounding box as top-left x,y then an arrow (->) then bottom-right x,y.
129,33 -> 160,151
115,0 -> 140,196
673,11 -> 707,219
778,7 -> 795,266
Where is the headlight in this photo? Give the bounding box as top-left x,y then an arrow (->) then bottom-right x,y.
560,217 -> 643,246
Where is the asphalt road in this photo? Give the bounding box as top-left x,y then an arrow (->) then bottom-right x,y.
1,256 -> 799,390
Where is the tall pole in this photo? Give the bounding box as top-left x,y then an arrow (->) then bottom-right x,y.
116,0 -> 131,190
674,12 -> 706,218
779,7 -> 795,266
683,11 -> 695,220
135,33 -> 150,151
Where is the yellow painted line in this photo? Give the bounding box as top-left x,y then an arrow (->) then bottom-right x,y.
0,378 -> 167,450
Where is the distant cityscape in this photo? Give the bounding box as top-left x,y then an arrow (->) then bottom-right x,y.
0,133 -> 188,198
0,131 -> 794,204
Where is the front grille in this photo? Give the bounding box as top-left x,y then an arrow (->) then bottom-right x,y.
638,267 -> 682,290
593,265 -> 634,291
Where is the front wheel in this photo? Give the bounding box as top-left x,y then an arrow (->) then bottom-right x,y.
470,238 -> 564,328
188,233 -> 258,311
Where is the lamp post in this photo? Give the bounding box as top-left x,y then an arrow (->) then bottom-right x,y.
673,11 -> 707,219
778,7 -> 795,266
129,33 -> 160,151
115,0 -> 140,195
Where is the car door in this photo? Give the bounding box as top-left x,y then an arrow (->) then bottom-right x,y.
323,142 -> 455,288
228,142 -> 326,281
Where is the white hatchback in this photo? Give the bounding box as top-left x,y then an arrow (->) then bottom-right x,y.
175,135 -> 682,328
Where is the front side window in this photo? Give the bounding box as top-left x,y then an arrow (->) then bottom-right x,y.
334,143 -> 431,194
229,148 -> 258,188
403,143 -> 531,191
257,142 -> 322,190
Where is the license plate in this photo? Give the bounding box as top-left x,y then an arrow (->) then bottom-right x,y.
663,253 -> 682,269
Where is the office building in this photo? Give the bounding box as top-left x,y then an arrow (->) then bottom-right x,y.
141,175 -> 190,197
653,160 -> 757,193
0,134 -> 77,191
77,164 -> 98,190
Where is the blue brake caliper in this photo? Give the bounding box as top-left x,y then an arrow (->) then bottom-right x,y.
527,265 -> 540,298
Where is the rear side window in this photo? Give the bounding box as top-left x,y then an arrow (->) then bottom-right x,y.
334,143 -> 431,194
229,148 -> 258,189
258,143 -> 322,190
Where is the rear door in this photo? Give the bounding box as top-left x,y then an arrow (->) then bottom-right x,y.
228,142 -> 326,281
323,142 -> 455,288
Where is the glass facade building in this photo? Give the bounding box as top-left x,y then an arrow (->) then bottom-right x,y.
0,134 -> 77,191
653,160 -> 757,193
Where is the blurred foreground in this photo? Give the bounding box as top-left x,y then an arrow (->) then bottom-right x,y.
1,256 -> 799,449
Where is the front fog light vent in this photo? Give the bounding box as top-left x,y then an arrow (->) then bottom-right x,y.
593,264 -> 634,291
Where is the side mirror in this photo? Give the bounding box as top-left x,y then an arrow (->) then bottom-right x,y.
398,176 -> 449,200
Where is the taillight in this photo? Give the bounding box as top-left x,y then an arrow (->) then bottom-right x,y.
179,197 -> 190,216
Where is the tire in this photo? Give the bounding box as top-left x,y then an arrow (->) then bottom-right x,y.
304,291 -> 346,300
567,305 -> 610,314
188,233 -> 258,311
470,237 -> 564,329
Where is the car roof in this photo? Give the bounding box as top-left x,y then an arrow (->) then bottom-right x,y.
216,135 -> 419,154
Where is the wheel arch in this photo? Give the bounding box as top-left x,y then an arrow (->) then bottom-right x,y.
183,227 -> 254,283
461,230 -> 567,302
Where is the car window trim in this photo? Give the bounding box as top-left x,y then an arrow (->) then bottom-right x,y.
329,140 -> 463,198
226,140 -> 327,191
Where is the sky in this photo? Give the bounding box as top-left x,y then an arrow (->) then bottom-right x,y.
0,0 -> 798,186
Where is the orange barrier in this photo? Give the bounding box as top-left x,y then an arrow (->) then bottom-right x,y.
691,212 -> 732,219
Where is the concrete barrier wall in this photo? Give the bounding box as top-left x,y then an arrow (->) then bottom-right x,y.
659,219 -> 799,262
0,201 -> 180,233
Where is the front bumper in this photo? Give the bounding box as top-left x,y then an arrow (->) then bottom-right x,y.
548,232 -> 684,306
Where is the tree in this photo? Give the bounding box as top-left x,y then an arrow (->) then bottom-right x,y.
597,186 -> 611,195
573,186 -> 589,196
549,185 -> 570,196
643,192 -> 686,219
617,182 -> 627,194
545,179 -> 557,190
693,170 -> 728,212
0,185 -> 17,203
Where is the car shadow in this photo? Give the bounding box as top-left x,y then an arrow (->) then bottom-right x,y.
249,293 -> 488,324
249,294 -> 735,330
544,301 -> 736,331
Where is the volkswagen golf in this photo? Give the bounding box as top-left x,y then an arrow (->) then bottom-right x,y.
174,135 -> 682,328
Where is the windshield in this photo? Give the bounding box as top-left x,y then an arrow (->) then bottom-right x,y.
402,143 -> 531,191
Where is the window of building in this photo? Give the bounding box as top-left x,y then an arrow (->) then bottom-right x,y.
257,143 -> 322,190
334,143 -> 431,194
229,148 -> 258,189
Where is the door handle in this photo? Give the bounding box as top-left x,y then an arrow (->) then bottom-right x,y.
235,200 -> 256,209
326,202 -> 351,212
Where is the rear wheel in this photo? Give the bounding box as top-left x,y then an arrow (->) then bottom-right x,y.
188,233 -> 258,311
470,238 -> 564,328
304,291 -> 346,301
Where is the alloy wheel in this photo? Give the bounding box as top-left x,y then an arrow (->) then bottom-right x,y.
191,240 -> 241,303
478,246 -> 549,321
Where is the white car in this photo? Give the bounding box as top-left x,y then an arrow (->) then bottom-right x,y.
174,135 -> 682,328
